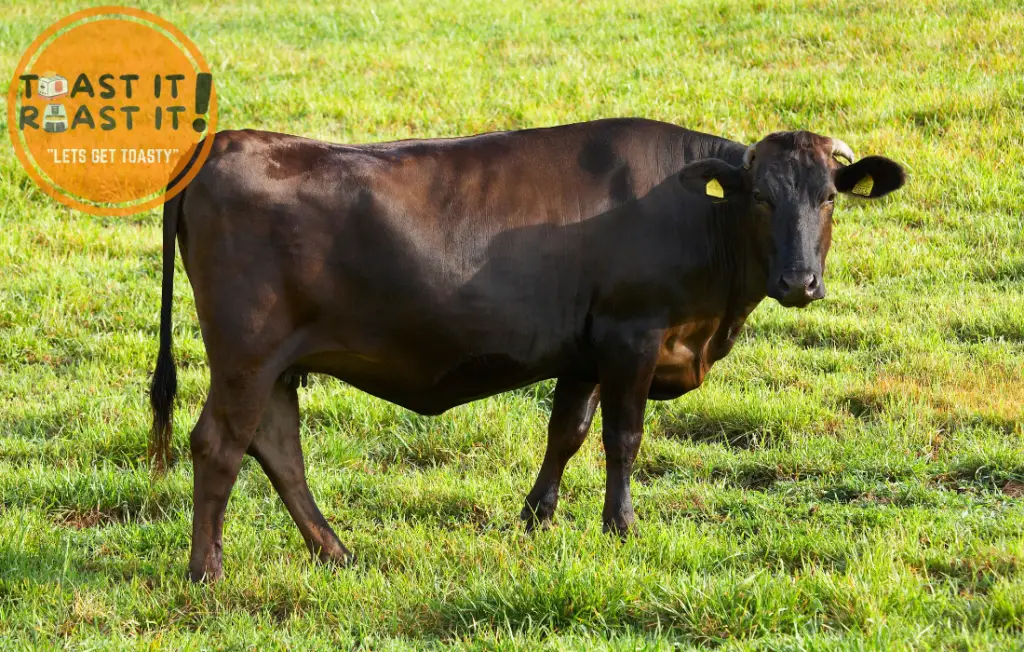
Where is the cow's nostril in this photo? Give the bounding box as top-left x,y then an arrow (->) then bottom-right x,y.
776,271 -> 821,304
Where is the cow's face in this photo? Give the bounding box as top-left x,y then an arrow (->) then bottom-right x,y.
744,131 -> 906,307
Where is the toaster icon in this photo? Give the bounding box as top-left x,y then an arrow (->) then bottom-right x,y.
38,74 -> 68,99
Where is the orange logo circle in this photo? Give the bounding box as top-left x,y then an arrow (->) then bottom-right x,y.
7,7 -> 217,216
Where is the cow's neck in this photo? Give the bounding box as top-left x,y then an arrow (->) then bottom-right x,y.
701,200 -> 771,360
709,200 -> 770,312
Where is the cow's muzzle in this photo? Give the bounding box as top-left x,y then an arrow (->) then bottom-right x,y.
771,270 -> 825,308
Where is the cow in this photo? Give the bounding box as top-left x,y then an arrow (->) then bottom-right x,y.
148,118 -> 906,581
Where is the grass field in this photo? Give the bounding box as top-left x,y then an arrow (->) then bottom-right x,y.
2,0 -> 1023,648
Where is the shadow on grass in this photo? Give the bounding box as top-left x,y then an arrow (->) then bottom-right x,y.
744,318 -> 884,351
839,388 -> 1020,437
948,318 -> 1024,345
636,452 -> 785,492
971,259 -> 1024,283
657,411 -> 788,451
838,391 -> 888,421
908,550 -> 1021,597
406,566 -> 872,647
934,460 -> 1024,493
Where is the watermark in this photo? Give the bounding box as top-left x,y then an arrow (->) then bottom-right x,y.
7,7 -> 217,216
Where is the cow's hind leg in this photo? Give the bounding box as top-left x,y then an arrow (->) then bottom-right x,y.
521,379 -> 600,530
247,376 -> 352,566
188,377 -> 268,582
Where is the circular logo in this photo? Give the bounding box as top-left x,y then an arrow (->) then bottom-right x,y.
7,6 -> 217,216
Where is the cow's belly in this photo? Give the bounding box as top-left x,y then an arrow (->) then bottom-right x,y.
305,353 -> 562,415
295,321 -> 575,414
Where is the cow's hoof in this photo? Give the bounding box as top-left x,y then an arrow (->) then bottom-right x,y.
187,547 -> 224,583
310,539 -> 356,568
520,504 -> 555,532
187,564 -> 223,583
602,512 -> 636,538
316,548 -> 356,568
524,505 -> 557,532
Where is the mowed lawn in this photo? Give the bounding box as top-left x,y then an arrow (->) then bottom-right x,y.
2,0 -> 1023,648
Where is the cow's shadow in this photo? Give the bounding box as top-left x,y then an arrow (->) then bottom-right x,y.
656,411 -> 779,450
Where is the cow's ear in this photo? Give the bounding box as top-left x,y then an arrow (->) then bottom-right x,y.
678,159 -> 746,199
835,155 -> 906,198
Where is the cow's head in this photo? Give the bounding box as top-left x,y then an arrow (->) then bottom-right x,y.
682,131 -> 906,307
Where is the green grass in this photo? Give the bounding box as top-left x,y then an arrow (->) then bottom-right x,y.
1,0 -> 1023,648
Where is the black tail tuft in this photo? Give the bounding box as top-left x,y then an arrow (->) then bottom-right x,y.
149,191 -> 182,474
149,331 -> 176,473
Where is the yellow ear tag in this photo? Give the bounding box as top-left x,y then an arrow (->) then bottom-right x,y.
706,178 -> 724,198
852,175 -> 874,197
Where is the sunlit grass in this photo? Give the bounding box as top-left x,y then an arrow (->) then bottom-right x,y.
1,0 -> 1022,648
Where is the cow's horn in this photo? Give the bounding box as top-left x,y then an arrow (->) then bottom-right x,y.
742,145 -> 756,169
831,139 -> 855,164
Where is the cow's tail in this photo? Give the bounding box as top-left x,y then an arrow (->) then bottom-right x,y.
149,188 -> 183,475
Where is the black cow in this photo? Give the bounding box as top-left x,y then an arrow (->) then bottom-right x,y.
149,118 -> 905,581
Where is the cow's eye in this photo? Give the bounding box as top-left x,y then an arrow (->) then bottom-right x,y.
825,193 -> 837,205
753,189 -> 773,207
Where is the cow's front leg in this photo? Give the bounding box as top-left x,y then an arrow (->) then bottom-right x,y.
596,328 -> 659,535
522,379 -> 600,530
